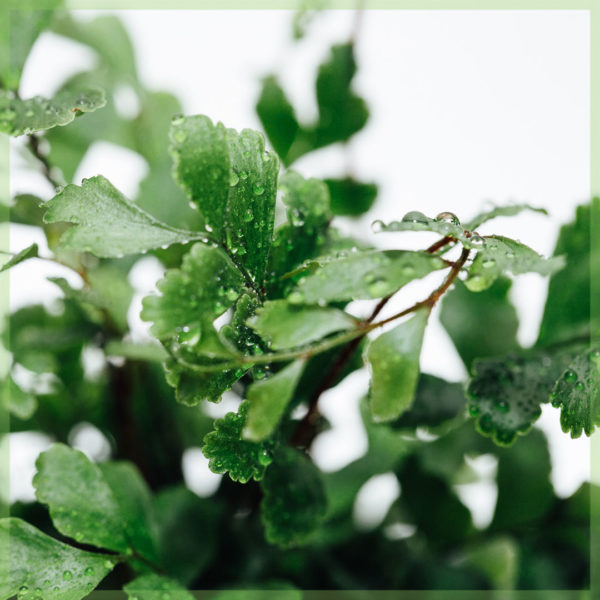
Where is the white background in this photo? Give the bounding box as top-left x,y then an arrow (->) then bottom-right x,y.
9,9 -> 591,528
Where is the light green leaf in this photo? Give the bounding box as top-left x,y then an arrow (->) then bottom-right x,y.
0,518 -> 115,600
33,443 -> 129,552
43,176 -> 205,258
99,462 -> 158,563
465,203 -> 548,231
260,446 -> 327,548
123,573 -> 194,600
256,76 -> 300,164
324,177 -> 378,216
0,87 -> 106,136
288,249 -> 446,304
202,400 -> 276,483
104,340 -> 169,363
243,360 -> 305,441
551,349 -> 600,438
465,235 -> 564,292
440,277 -> 519,370
169,115 -> 230,236
0,243 -> 38,273
248,300 -> 355,350
467,350 -> 578,445
366,309 -> 429,422
0,375 -> 37,420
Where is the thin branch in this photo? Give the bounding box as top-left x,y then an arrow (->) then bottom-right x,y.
26,134 -> 64,190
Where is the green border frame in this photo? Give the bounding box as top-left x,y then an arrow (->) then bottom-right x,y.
0,1 -> 597,598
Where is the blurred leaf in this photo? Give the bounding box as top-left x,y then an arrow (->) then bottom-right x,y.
0,87 -> 106,136
392,373 -> 465,429
43,175 -> 205,258
0,518 -> 115,600
104,340 -> 169,363
33,444 -> 129,552
0,374 -> 37,419
248,300 -> 355,350
458,536 -> 519,589
99,461 -> 159,563
465,235 -> 564,292
154,486 -> 221,585
0,243 -> 38,272
243,359 -> 305,441
0,1 -> 63,90
324,177 -> 377,216
256,76 -> 300,163
123,573 -> 193,600
202,400 -> 277,483
538,200 -> 599,346
288,250 -> 445,304
440,277 -> 519,370
551,349 -> 600,438
6,193 -> 44,226
465,203 -> 548,230
467,349 -> 578,445
261,446 -> 327,547
366,309 -> 428,422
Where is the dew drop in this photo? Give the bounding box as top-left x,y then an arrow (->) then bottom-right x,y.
564,369 -> 578,383
401,211 -> 428,225
171,113 -> 184,124
288,291 -> 304,304
84,567 -> 95,576
173,129 -> 187,143
226,288 -> 238,302
258,449 -> 272,466
62,570 -> 73,581
495,400 -> 509,413
482,258 -> 496,269
435,211 -> 460,225
575,381 -> 585,391
243,209 -> 254,223
229,171 -> 239,187
469,235 -> 485,248
253,183 -> 265,196
468,404 -> 480,417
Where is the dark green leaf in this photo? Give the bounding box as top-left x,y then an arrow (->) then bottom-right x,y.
248,300 -> 355,350
0,243 -> 38,273
465,203 -> 548,230
99,462 -> 159,563
202,400 -> 276,483
467,349 -> 578,445
440,277 -> 519,370
288,250 -> 446,304
123,574 -> 193,600
551,349 -> 600,438
465,235 -> 564,292
243,359 -> 305,441
256,76 -> 300,163
260,446 -> 327,547
366,309 -> 429,422
0,87 -> 106,136
33,444 -> 129,552
324,177 -> 378,216
392,374 -> 466,429
43,176 -> 205,258
0,518 -> 115,600
457,537 -> 519,589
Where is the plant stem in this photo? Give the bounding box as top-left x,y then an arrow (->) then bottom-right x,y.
26,134 -> 65,190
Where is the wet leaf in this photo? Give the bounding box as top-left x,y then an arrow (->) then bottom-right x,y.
123,573 -> 194,600
0,243 -> 38,273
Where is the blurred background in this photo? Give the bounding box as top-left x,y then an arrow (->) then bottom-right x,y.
9,7 -> 590,537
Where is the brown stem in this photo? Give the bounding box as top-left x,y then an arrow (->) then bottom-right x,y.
426,235 -> 455,254
27,134 -> 64,190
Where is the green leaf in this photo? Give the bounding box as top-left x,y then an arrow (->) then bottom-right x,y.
169,115 -> 230,237
141,243 -> 244,357
202,400 -> 277,483
464,235 -> 564,292
0,243 -> 38,273
313,43 -> 368,149
366,309 -> 429,422
0,375 -> 37,420
324,177 -> 378,216
99,462 -> 159,563
104,340 -> 169,363
551,349 -> 600,438
248,300 -> 355,350
33,443 -> 129,552
465,203 -> 548,230
538,200 -> 598,346
260,446 -> 327,548
243,360 -> 306,441
256,76 -> 300,163
43,175 -> 205,258
1,1 -> 63,90
170,116 -> 279,283
0,518 -> 115,600
392,374 -> 466,429
458,537 -> 519,589
466,349 -> 578,445
288,250 -> 446,304
440,277 -> 519,370
123,574 -> 193,600
153,486 -> 221,585
0,87 -> 106,136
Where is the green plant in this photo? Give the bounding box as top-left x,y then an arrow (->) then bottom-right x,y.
0,6 -> 596,598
